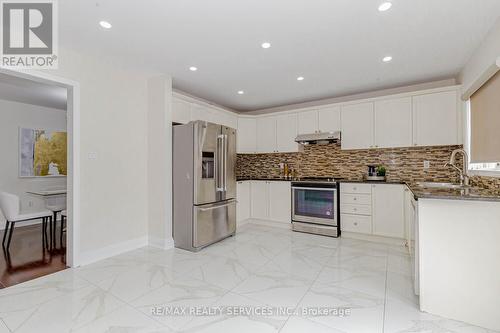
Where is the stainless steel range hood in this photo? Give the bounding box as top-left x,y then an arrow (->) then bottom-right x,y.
295,131 -> 341,145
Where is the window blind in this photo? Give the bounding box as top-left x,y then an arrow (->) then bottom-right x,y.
470,70 -> 500,163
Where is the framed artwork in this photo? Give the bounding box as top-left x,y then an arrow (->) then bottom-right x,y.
19,128 -> 67,177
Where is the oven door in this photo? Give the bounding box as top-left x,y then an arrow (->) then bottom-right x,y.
292,187 -> 337,226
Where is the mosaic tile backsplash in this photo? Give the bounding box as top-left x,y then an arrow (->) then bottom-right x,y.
236,143 -> 465,185
470,175 -> 500,190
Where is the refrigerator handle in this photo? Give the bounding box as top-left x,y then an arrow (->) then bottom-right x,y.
216,134 -> 224,192
223,134 -> 228,191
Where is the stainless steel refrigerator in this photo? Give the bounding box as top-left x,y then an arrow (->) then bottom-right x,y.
173,120 -> 237,251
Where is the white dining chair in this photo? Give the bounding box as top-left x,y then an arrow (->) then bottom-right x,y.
0,192 -> 53,251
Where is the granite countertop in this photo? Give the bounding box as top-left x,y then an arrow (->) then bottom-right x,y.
238,177 -> 500,202
408,186 -> 500,202
340,179 -> 500,202
237,178 -> 292,182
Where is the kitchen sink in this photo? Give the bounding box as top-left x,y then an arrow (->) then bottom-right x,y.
416,182 -> 469,189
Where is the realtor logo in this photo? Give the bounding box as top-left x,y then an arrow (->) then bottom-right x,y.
1,0 -> 58,68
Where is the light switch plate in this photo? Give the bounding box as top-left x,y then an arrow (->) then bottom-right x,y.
424,161 -> 430,169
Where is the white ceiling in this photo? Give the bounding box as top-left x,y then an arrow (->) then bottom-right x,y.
59,0 -> 500,112
0,73 -> 67,110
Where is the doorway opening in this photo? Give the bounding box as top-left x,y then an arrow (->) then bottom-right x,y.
0,68 -> 79,288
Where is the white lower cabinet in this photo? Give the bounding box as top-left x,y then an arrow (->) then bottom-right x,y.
268,181 -> 291,223
372,184 -> 405,238
237,181 -> 251,223
250,181 -> 269,220
341,214 -> 372,234
340,183 -> 373,235
340,183 -> 405,239
249,181 -> 291,224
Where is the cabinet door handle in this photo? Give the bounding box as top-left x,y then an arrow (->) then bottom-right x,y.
353,208 -> 357,212
353,197 -> 357,201
354,222 -> 358,226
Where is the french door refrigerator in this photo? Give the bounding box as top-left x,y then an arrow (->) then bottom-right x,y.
173,120 -> 237,251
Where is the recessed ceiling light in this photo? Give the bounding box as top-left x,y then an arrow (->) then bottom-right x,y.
99,21 -> 112,29
378,2 -> 392,12
261,42 -> 271,49
382,56 -> 393,62
297,76 -> 305,81
237,90 -> 245,95
189,66 -> 198,71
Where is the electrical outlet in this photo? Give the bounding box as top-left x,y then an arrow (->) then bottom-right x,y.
424,161 -> 430,169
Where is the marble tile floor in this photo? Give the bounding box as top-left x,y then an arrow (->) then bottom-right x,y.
0,222 -> 496,333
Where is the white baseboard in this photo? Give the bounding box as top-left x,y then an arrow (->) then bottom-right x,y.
148,236 -> 174,250
78,236 -> 149,266
236,219 -> 252,227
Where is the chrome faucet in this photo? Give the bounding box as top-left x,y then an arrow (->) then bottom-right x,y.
445,148 -> 470,186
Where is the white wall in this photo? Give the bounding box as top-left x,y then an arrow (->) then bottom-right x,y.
35,47 -> 153,264
0,99 -> 67,228
147,76 -> 174,249
459,18 -> 500,94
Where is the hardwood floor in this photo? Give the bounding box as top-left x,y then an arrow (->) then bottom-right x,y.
0,223 -> 67,288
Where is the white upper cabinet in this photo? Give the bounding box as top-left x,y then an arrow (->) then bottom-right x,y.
298,110 -> 318,134
173,96 -> 237,128
256,117 -> 277,153
372,184 -> 405,238
237,118 -> 257,153
318,106 -> 341,133
276,114 -> 299,152
190,104 -> 212,122
412,90 -> 458,147
172,99 -> 191,124
374,97 -> 413,148
341,102 -> 375,150
213,109 -> 238,129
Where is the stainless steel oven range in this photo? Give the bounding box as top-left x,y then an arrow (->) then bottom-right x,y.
291,178 -> 339,237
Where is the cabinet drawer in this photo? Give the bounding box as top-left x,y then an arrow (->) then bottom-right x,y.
341,183 -> 372,194
341,193 -> 371,205
340,203 -> 372,216
341,214 -> 372,234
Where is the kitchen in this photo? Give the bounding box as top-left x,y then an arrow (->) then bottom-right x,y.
2,1 -> 500,332
172,77 -> 500,331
